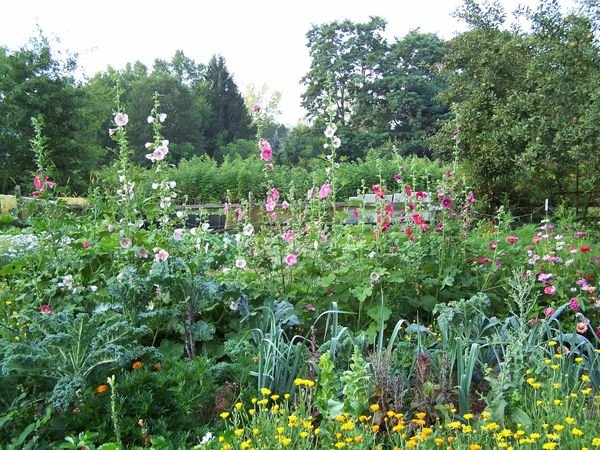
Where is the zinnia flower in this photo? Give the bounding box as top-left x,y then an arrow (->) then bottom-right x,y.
40,304 -> 53,315
506,236 -> 519,244
544,286 -> 557,295
132,361 -> 143,369
285,254 -> 297,266
576,322 -> 588,334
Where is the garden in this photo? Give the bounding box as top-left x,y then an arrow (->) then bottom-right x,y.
0,96 -> 598,449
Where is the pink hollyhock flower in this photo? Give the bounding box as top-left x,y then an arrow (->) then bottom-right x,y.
319,183 -> 332,199
259,140 -> 272,161
40,304 -> 53,315
236,207 -> 244,221
223,202 -> 229,214
47,180 -> 55,189
405,227 -> 412,237
32,191 -> 40,198
332,137 -> 341,148
393,173 -> 401,181
265,196 -> 276,212
441,197 -> 452,208
324,124 -> 336,138
270,188 -> 280,201
120,238 -> 132,249
266,163 -> 274,171
405,184 -> 412,197
285,253 -> 297,266
281,201 -> 289,209
568,298 -> 580,311
576,321 -> 588,334
372,184 -> 385,199
416,191 -> 427,201
108,128 -> 117,136
321,232 -> 328,241
506,236 -> 519,244
533,236 -> 542,244
370,272 -> 380,282
137,247 -> 149,258
251,103 -> 262,113
154,249 -> 169,262
173,229 -> 184,241
33,175 -> 43,189
543,306 -> 555,317
114,112 -> 129,127
351,208 -> 359,218
529,317 -> 539,325
445,170 -> 452,178
385,203 -> 394,217
544,285 -> 557,295
83,240 -> 90,249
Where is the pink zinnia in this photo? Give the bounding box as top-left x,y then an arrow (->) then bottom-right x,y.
506,236 -> 519,244
40,304 -> 53,315
544,285 -> 557,295
319,183 -> 332,199
574,231 -> 586,238
576,322 -> 588,334
83,240 -> 90,249
568,298 -> 580,311
285,253 -> 297,266
489,241 -> 497,251
543,306 -> 555,317
282,231 -> 295,242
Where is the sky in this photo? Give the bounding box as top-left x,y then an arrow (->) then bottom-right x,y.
1,0 -> 578,126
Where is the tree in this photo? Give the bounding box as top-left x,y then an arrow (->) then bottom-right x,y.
434,0 -> 600,212
203,55 -> 253,157
0,34 -> 103,194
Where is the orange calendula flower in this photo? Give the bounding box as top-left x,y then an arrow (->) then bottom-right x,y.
132,361 -> 143,369
97,384 -> 108,393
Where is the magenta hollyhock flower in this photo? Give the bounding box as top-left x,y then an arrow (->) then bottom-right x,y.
319,183 -> 332,199
33,175 -> 44,189
305,303 -> 315,312
259,140 -> 272,161
270,188 -> 280,201
416,191 -> 427,201
285,253 -> 297,266
282,231 -> 295,242
544,285 -> 557,295
411,214 -> 423,225
32,191 -> 40,198
40,304 -> 53,315
506,236 -> 519,244
266,163 -> 274,171
393,173 -> 401,181
372,184 -> 385,199
441,197 -> 452,208
114,112 -> 129,127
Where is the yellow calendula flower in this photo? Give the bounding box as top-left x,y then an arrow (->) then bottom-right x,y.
334,442 -> 345,449
482,411 -> 491,420
462,424 -> 473,434
235,402 -> 243,410
575,357 -> 583,363
240,441 -> 251,450
370,404 -> 380,412
219,412 -> 230,419
252,428 -> 260,436
592,437 -> 600,445
271,394 -> 280,401
234,429 -> 244,437
571,428 -> 583,436
276,427 -> 284,435
582,387 -> 593,395
300,431 -> 308,439
581,374 -> 591,383
464,413 -> 474,420
549,341 -> 557,346
542,443 -> 557,450
469,445 -> 481,450
434,438 -> 444,445
553,424 -> 564,432
354,436 -> 363,443
281,437 -> 292,446
448,421 -> 461,430
565,417 -> 575,424
248,409 -> 255,415
415,412 -> 427,420
260,388 -> 271,396
551,364 -> 560,370
372,425 -> 380,433
553,383 -> 561,389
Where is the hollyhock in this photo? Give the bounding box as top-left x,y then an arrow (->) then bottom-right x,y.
415,191 -> 427,201
259,140 -> 272,161
235,258 -> 247,269
236,207 -> 244,221
159,113 -> 167,123
173,229 -> 184,241
243,223 -> 254,236
372,184 -> 385,199
147,115 -> 155,123
281,201 -> 289,209
137,247 -> 149,258
405,184 -> 412,197
476,257 -> 490,264
120,238 -> 132,249
33,176 -> 44,189
324,125 -> 336,138
394,173 -> 401,181
114,112 -> 129,127
270,188 -> 280,201
285,253 -> 297,266
411,214 -> 423,225
319,183 -> 332,199
83,240 -> 90,249
251,103 -> 262,113
351,208 -> 359,218
441,197 -> 452,208
332,137 -> 341,148
108,128 -> 117,136
467,192 -> 475,203
154,249 -> 169,262
305,304 -> 316,312
370,272 -> 380,282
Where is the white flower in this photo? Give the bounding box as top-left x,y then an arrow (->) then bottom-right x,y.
173,228 -> 184,241
146,301 -> 155,311
229,301 -> 238,311
159,113 -> 167,123
235,258 -> 247,269
243,223 -> 254,236
90,285 -> 98,292
368,251 -> 376,259
151,183 -> 159,190
200,432 -> 213,445
176,211 -> 185,219
332,137 -> 341,148
114,112 -> 129,127
201,223 -> 211,232
145,142 -> 153,149
324,124 -> 337,137
118,175 -> 126,183
169,181 -> 177,189
147,116 -> 155,124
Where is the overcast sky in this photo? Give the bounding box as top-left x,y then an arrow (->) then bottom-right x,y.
2,0 -> 578,125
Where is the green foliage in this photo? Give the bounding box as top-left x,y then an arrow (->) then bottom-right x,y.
340,347 -> 372,417
0,310 -> 153,411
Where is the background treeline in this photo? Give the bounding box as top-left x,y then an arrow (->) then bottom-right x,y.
0,0 -> 598,214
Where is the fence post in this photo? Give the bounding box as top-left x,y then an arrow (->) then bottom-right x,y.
248,191 -> 254,226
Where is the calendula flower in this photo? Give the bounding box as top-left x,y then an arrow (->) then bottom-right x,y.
97,384 -> 108,393
132,361 -> 143,369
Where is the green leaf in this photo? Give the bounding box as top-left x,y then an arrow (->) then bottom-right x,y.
157,339 -> 184,359
509,407 -> 532,427
366,303 -> 391,323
